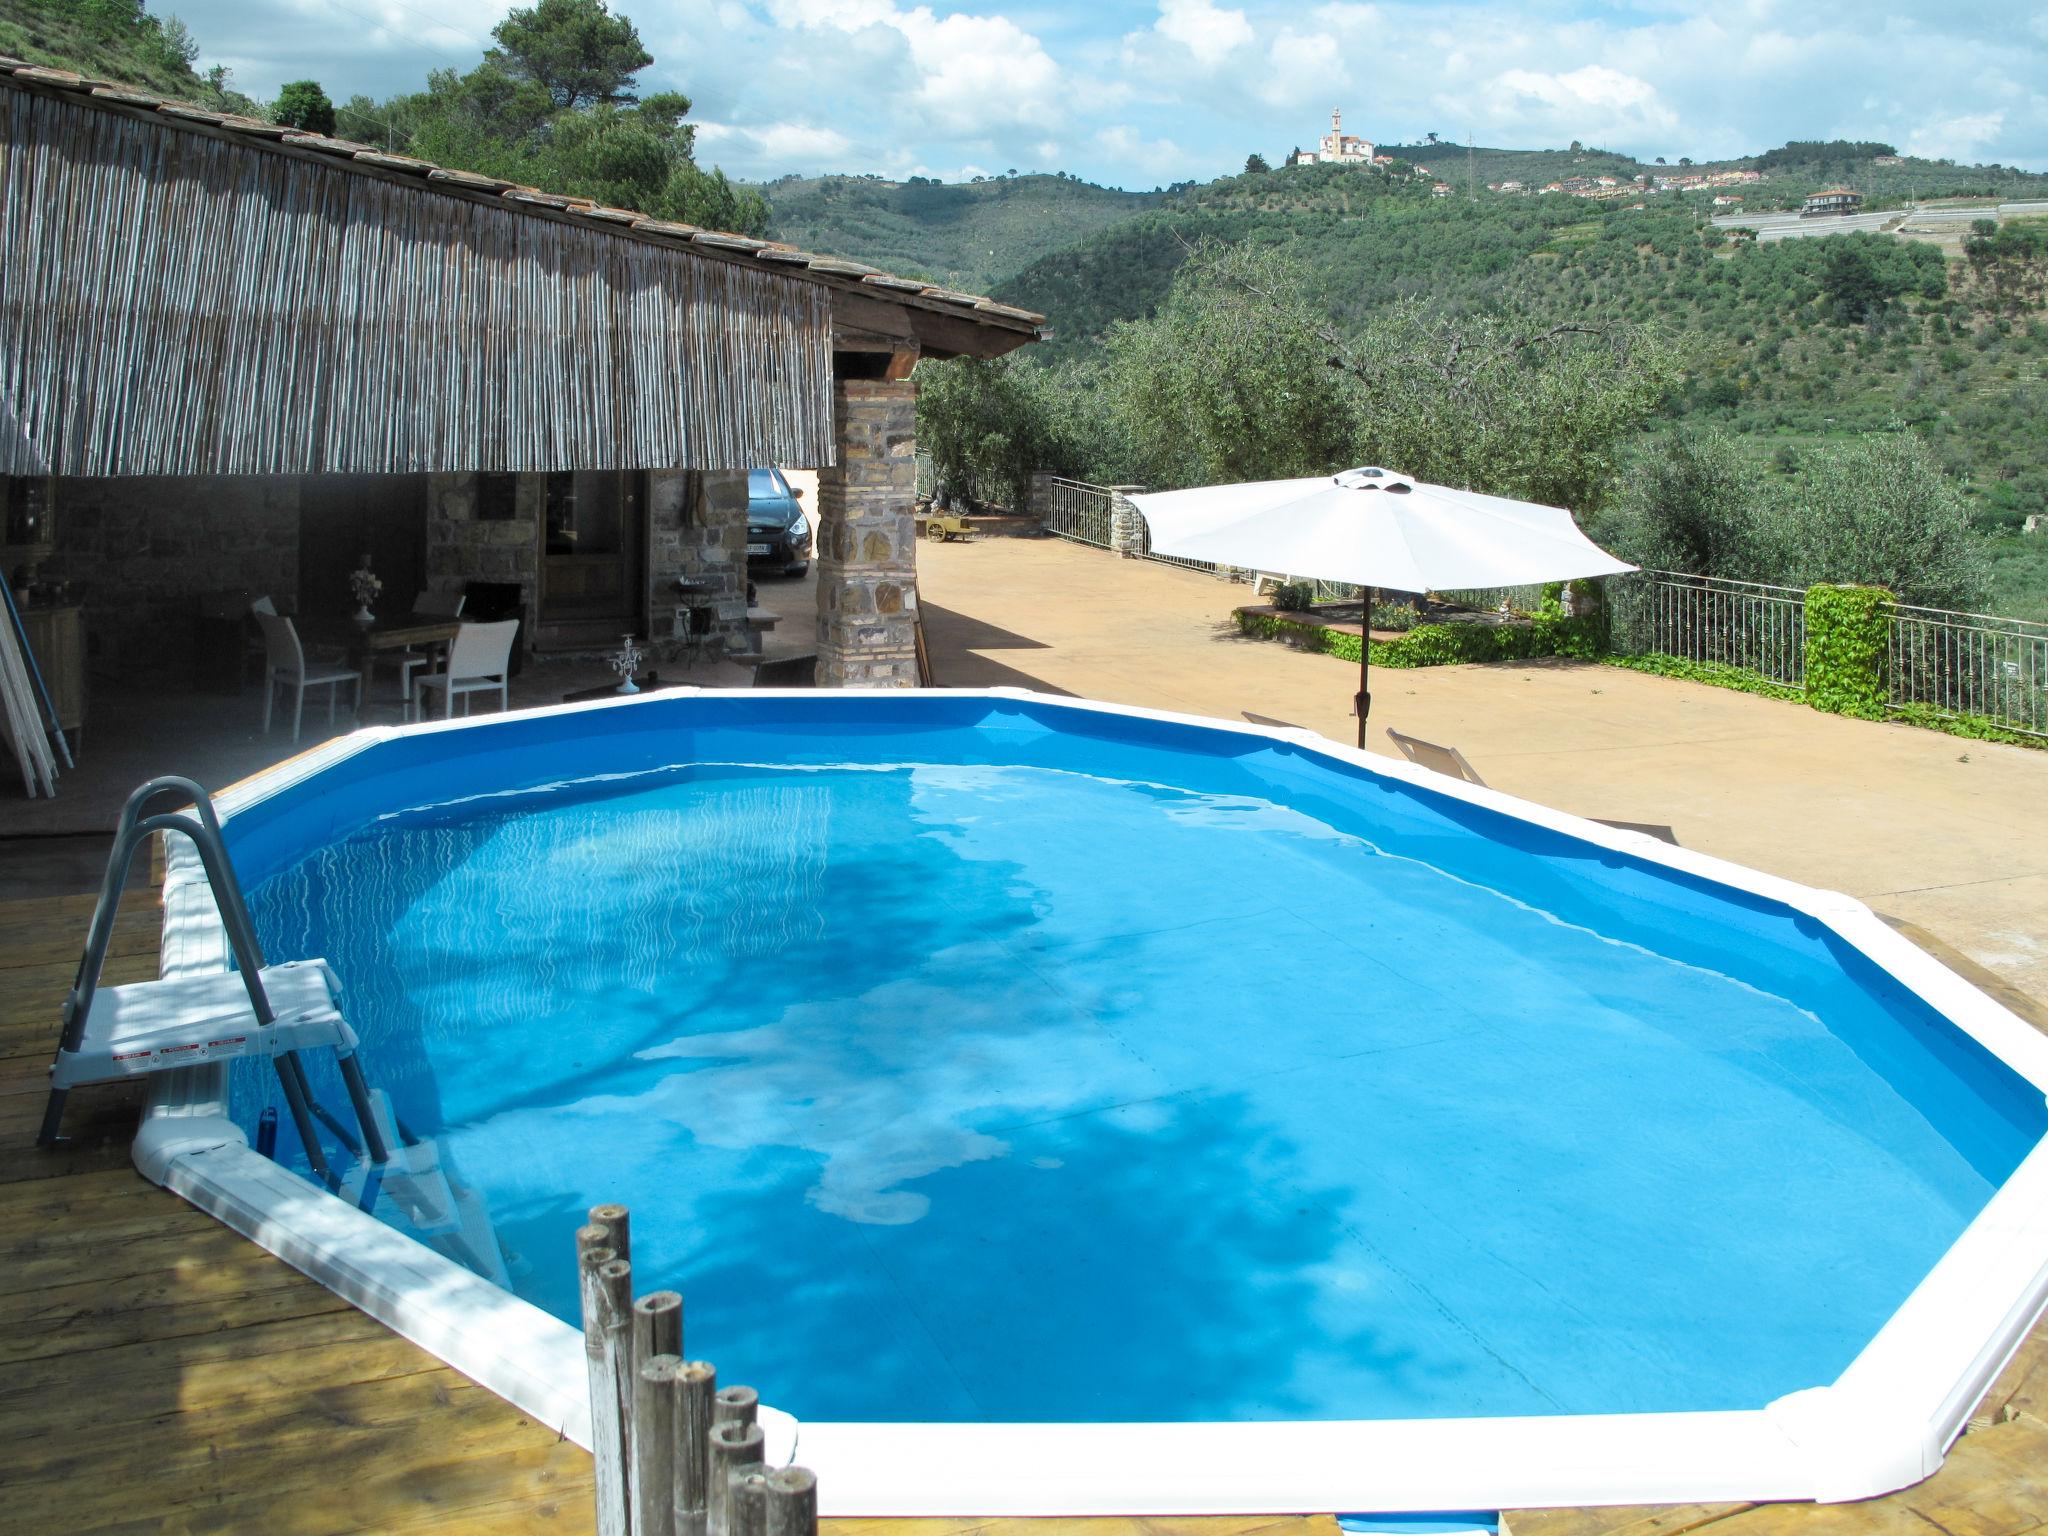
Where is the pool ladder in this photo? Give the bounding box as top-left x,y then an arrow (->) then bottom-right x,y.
38,775 -> 391,1184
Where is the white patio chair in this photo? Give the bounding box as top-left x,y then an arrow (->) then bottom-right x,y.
411,619 -> 519,721
375,589 -> 466,711
257,610 -> 361,742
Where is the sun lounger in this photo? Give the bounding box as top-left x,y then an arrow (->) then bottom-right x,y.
1385,728 -> 1678,845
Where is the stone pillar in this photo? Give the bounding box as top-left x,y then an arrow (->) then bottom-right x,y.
1108,484 -> 1149,558
816,378 -> 919,687
1028,470 -> 1059,529
647,469 -> 748,658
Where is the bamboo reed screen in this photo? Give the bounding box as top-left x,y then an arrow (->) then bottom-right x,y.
0,85 -> 836,477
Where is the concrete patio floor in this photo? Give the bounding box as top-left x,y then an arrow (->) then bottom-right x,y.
914,533 -> 2048,1005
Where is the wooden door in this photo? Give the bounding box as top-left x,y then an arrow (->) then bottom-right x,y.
297,476 -> 426,625
538,471 -> 645,647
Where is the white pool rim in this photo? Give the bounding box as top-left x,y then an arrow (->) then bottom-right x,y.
133,686 -> 2048,1516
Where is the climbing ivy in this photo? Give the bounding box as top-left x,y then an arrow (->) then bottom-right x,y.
1804,584 -> 1892,718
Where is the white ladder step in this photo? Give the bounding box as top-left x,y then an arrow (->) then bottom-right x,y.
52,958 -> 353,1089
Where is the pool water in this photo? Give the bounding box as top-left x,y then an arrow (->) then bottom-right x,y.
234,727 -> 2046,1426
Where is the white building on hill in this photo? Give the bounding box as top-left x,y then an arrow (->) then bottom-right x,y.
1287,108 -> 1375,167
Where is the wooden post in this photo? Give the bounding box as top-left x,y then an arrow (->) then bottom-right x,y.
634,1289 -> 684,1364
674,1360 -> 717,1536
579,1247 -> 633,1536
591,1203 -> 632,1263
705,1420 -> 764,1536
577,1222 -> 613,1262
633,1354 -> 682,1536
713,1385 -> 758,1429
728,1467 -> 770,1536
763,1468 -> 818,1536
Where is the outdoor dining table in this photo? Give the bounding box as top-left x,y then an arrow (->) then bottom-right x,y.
306,615 -> 463,714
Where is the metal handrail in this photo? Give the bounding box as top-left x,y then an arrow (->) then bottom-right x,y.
58,777 -> 271,1056
42,775 -> 389,1175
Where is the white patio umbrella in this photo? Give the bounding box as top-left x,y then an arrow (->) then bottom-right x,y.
1129,467 -> 1636,748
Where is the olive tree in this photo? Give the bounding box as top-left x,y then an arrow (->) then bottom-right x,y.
1778,431 -> 1989,610
1099,241 -> 1361,488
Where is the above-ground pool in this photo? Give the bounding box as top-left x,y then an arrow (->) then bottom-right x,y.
141,690 -> 2048,1516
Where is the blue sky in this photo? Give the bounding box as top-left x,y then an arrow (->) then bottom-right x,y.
167,0 -> 2048,187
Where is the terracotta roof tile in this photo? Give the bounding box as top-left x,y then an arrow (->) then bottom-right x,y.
689,231 -> 769,252
426,166 -> 508,191
352,149 -> 433,172
629,217 -> 704,239
281,131 -> 380,154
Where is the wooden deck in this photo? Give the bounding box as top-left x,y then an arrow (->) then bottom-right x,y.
1,877 -> 2041,1535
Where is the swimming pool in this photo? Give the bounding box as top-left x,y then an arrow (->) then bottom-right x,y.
138,689 -> 2048,1515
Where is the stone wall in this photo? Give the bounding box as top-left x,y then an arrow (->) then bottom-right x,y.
815,379 -> 919,687
39,475 -> 299,684
424,473 -> 541,644
647,468 -> 750,659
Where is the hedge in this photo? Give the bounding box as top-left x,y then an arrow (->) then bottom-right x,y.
1804,584 -> 1892,719
1233,609 -> 1603,667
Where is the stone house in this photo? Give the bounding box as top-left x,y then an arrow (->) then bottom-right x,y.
0,60 -> 1040,692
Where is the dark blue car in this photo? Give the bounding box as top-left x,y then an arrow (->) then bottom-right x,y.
745,467 -> 811,579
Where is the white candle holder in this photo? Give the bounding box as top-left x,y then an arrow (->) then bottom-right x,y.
611,633 -> 644,694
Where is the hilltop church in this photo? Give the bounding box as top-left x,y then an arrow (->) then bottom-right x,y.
1287,109 -> 1375,167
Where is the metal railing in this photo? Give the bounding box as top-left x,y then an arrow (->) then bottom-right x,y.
1609,570 -> 1810,690
1889,602 -> 2048,737
1041,476 -> 1113,548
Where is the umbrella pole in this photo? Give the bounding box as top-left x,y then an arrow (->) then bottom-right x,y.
1355,586 -> 1373,750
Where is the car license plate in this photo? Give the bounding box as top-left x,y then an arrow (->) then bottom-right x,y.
746,543 -> 771,555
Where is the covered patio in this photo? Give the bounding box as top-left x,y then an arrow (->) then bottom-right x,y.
0,58 -> 1040,807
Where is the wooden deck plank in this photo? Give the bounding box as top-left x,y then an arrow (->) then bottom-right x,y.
0,890 -> 161,970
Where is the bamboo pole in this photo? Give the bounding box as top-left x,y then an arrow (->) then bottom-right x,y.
674,1360 -> 717,1536
634,1353 -> 682,1536
590,1203 -> 632,1263
728,1467 -> 770,1536
705,1420 -> 763,1536
763,1468 -> 817,1536
579,1247 -> 634,1536
713,1385 -> 758,1429
634,1289 -> 683,1363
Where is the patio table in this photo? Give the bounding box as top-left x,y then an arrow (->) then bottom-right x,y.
307,616 -> 464,716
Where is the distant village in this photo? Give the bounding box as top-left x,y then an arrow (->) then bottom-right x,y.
1278,108 -> 1845,211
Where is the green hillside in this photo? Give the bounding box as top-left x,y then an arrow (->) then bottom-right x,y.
0,0 -> 250,109
992,160 -> 2048,617
1369,139 -> 2048,212
756,173 -> 1160,293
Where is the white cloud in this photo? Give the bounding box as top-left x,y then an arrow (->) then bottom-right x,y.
696,120 -> 858,170
764,0 -> 1063,133
1095,124 -> 1194,178
1261,29 -> 1345,109
1490,64 -> 1680,139
1152,0 -> 1256,69
1907,112 -> 2007,162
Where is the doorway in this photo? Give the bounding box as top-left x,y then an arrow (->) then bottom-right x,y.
538,470 -> 646,649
